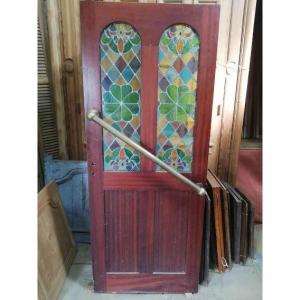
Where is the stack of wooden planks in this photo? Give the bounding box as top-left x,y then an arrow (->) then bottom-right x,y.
199,170 -> 255,285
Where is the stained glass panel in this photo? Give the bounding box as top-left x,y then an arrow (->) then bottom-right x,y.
156,25 -> 200,172
100,23 -> 141,171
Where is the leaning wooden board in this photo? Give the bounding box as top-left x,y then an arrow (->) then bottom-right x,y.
236,188 -> 256,259
38,181 -> 76,300
225,184 -> 248,264
223,182 -> 242,264
209,170 -> 232,269
207,171 -> 225,272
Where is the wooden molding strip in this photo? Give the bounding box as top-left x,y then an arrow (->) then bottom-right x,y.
46,0 -> 68,159
228,0 -> 257,183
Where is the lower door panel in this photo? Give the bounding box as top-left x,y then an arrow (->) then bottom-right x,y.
103,190 -> 204,292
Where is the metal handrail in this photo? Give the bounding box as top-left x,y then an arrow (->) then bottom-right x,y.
87,110 -> 206,196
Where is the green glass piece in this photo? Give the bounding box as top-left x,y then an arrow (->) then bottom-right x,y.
104,103 -> 119,114
167,85 -> 177,101
177,107 -> 186,123
123,41 -> 131,53
124,92 -> 139,103
131,155 -> 140,163
122,106 -> 132,121
158,84 -> 195,122
178,86 -> 189,94
131,35 -> 141,45
104,155 -> 111,164
111,149 -> 120,160
111,85 -> 121,100
101,34 -> 111,44
124,148 -> 133,158
111,106 -> 122,121
179,93 -> 195,106
159,103 -> 174,115
160,92 -> 173,104
183,156 -> 192,163
104,92 -> 116,104
109,40 -> 118,53
125,104 -> 139,114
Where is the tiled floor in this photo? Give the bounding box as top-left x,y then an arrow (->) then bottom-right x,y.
59,225 -> 262,300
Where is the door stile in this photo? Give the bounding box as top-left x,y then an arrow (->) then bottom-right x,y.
140,44 -> 158,172
185,193 -> 206,291
80,2 -> 107,290
192,7 -> 220,181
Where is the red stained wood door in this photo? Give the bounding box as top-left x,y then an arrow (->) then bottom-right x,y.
81,2 -> 219,293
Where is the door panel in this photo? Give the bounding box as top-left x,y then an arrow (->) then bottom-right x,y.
105,191 -> 138,273
154,191 -> 189,273
81,2 -> 220,292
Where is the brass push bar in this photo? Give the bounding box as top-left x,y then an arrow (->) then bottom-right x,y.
87,110 -> 206,196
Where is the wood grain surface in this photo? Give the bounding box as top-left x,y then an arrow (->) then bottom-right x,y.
81,1 -> 219,292
38,181 -> 76,300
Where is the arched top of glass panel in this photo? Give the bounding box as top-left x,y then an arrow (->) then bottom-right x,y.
156,24 -> 200,173
159,24 -> 199,57
100,23 -> 142,172
100,23 -> 141,54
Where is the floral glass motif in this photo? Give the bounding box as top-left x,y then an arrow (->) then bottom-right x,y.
100,23 -> 141,171
156,25 -> 200,172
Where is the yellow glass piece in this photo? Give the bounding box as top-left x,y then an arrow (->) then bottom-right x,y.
158,133 -> 166,144
132,115 -> 139,129
159,60 -> 170,74
101,56 -> 112,71
177,39 -> 183,53
123,50 -> 134,63
173,77 -> 182,87
107,50 -> 118,63
170,135 -> 181,146
178,142 -> 185,149
186,116 -> 195,130
116,75 -> 125,85
158,117 -> 167,129
159,52 -> 176,69
182,52 -> 193,65
130,76 -> 140,91
187,79 -> 197,91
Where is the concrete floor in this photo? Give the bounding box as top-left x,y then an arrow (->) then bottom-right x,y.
59,225 -> 262,300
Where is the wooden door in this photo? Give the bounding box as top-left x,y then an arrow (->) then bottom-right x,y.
81,2 -> 219,293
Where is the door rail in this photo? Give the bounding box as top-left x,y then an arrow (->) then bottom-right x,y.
87,110 -> 207,196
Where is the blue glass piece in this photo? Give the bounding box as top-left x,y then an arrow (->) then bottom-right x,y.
180,66 -> 192,84
107,66 -> 120,82
163,123 -> 175,138
102,76 -> 112,91
165,67 -> 178,83
129,56 -> 140,73
122,66 -> 135,82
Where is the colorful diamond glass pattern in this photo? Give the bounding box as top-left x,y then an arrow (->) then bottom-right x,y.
156,25 -> 200,172
100,23 -> 141,171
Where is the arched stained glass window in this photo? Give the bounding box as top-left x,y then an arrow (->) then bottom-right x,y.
100,23 -> 141,171
156,25 -> 200,173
